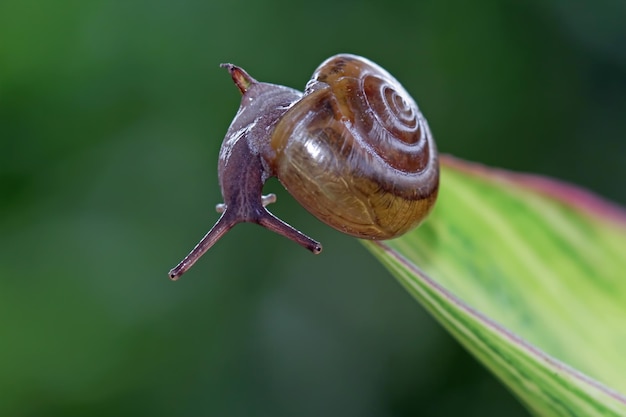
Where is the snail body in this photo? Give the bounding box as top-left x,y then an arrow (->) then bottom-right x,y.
169,54 -> 439,280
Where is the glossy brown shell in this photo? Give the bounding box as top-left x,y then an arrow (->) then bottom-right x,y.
269,54 -> 439,239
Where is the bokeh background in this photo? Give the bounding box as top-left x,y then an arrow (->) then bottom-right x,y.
2,0 -> 625,415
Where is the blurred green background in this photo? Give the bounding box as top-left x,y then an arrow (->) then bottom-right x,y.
1,0 -> 625,415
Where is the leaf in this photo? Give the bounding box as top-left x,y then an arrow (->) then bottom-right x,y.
363,155 -> 626,416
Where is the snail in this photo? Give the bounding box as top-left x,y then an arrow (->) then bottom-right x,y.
169,54 -> 439,280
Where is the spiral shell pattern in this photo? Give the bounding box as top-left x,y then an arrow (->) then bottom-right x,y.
270,54 -> 439,239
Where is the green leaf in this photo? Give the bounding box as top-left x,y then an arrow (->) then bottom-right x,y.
363,156 -> 626,416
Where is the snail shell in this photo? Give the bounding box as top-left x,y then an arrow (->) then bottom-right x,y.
270,54 -> 438,239
169,54 -> 439,279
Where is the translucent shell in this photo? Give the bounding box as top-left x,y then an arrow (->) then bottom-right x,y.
270,54 -> 439,239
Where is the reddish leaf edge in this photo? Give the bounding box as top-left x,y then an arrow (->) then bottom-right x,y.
441,154 -> 626,227
372,240 -> 626,405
